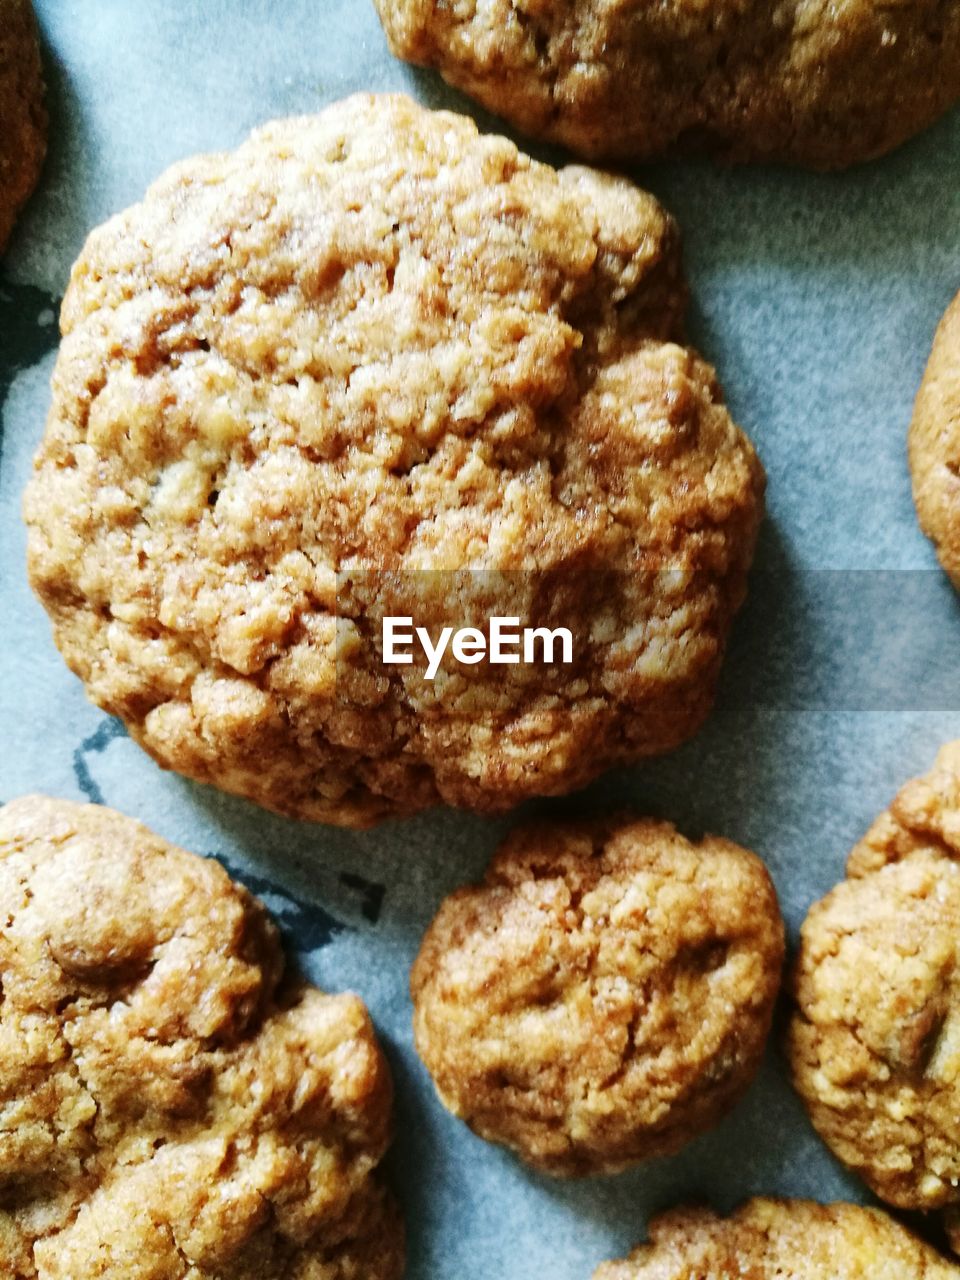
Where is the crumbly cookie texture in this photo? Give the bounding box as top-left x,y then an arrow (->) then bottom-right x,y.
410,817 -> 784,1176
0,0 -> 46,253
0,795 -> 402,1280
910,294 -> 960,588
592,1198 -> 960,1278
789,741 -> 960,1220
24,94 -> 763,828
375,0 -> 960,169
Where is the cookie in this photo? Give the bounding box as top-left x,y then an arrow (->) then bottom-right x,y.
789,742 -> 960,1224
374,0 -> 960,169
0,0 -> 46,253
0,795 -> 403,1279
593,1198 -> 960,1278
910,294 -> 960,588
410,817 -> 784,1176
24,93 -> 763,828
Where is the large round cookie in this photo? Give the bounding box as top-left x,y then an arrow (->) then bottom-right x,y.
411,817 -> 784,1176
0,795 -> 403,1279
910,293 -> 960,587
0,0 -> 46,253
24,94 -> 763,827
788,742 -> 960,1230
374,0 -> 960,169
593,1199 -> 960,1278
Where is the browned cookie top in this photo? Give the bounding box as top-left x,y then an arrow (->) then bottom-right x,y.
375,0 -> 960,169
411,817 -> 784,1176
24,94 -> 763,827
0,0 -> 46,253
593,1198 -> 960,1278
0,795 -> 402,1280
910,294 -> 960,588
789,742 -> 960,1219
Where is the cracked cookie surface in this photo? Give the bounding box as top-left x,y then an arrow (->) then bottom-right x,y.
789,741 -> 960,1221
23,93 -> 763,828
910,294 -> 960,589
411,817 -> 784,1176
374,0 -> 960,169
0,0 -> 46,252
0,795 -> 402,1279
592,1198 -> 960,1278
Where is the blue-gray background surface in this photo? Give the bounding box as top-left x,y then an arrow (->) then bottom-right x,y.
1,2 -> 959,1274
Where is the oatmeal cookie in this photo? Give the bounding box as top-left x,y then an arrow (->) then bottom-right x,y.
789,741 -> 960,1222
910,293 -> 960,588
374,0 -> 960,169
0,795 -> 402,1279
0,0 -> 46,253
410,817 -> 784,1176
24,93 -> 763,827
593,1198 -> 960,1278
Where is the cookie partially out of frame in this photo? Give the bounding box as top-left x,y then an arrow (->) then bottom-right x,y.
374,0 -> 960,169
0,795 -> 403,1279
910,293 -> 960,587
789,742 -> 960,1230
24,93 -> 763,827
0,0 -> 46,252
593,1199 -> 960,1278
411,817 -> 784,1176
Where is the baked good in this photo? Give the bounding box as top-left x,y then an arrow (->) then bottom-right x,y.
373,0 -> 960,169
0,794 -> 402,1278
0,0 -> 46,253
592,1198 -> 960,1278
410,816 -> 784,1176
910,293 -> 960,587
789,741 -> 960,1223
23,93 -> 763,827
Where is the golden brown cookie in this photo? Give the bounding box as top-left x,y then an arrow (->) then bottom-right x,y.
0,0 -> 46,253
910,294 -> 960,588
0,795 -> 403,1279
374,0 -> 960,169
789,742 -> 960,1227
23,93 -> 763,828
593,1198 -> 960,1278
410,817 -> 784,1176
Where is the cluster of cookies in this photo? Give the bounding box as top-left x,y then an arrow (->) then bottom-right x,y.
4,8 -> 959,829
410,749 -> 960,1275
2,0 -> 960,1274
7,753 -> 960,1274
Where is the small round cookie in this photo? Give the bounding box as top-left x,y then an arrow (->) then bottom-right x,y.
789,742 -> 960,1223
910,294 -> 960,587
410,817 -> 784,1176
593,1198 -> 960,1278
24,93 -> 764,828
0,795 -> 403,1279
374,0 -> 960,169
0,0 -> 46,253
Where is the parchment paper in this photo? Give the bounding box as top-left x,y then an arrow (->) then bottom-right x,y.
2,3 -> 959,1274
